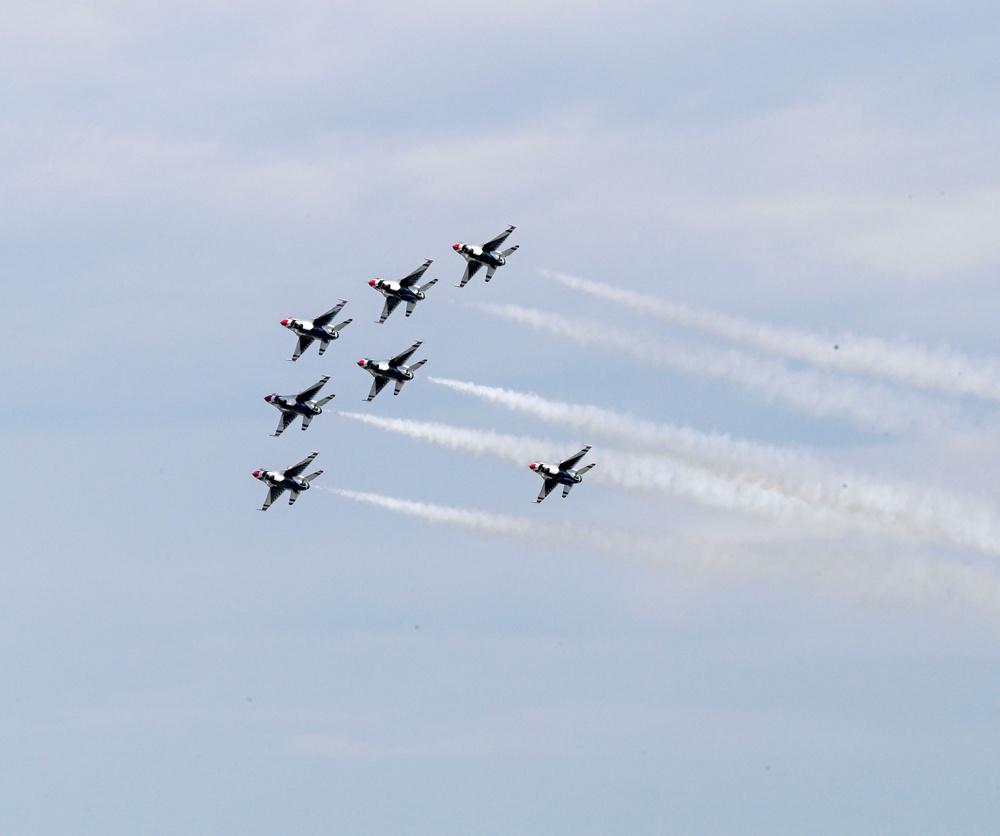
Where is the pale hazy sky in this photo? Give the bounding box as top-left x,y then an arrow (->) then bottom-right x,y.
4,1 -> 1000,833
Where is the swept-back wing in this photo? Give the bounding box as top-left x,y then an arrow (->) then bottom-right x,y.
262,484 -> 287,511
378,297 -> 401,323
390,341 -> 422,367
458,261 -> 482,287
284,451 -> 319,478
290,335 -> 314,361
559,445 -> 592,471
399,259 -> 432,287
367,376 -> 390,401
314,300 -> 348,328
534,479 -> 557,504
482,225 -> 515,252
296,376 -> 330,403
273,412 -> 298,437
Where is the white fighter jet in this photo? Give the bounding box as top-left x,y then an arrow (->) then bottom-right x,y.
453,225 -> 519,287
280,300 -> 353,361
252,451 -> 323,511
529,445 -> 596,504
264,375 -> 335,437
369,259 -> 438,323
357,340 -> 427,401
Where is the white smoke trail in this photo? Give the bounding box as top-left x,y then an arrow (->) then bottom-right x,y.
323,487 -> 1000,622
471,302 -> 961,433
337,411 -> 832,523
427,376 -> 1000,557
544,270 -> 1000,402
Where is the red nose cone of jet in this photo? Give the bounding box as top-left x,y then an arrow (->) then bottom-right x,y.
529,463 -> 537,470
252,470 -> 260,478
368,279 -> 376,286
280,319 -> 289,326
452,243 -> 460,250
357,359 -> 365,366
264,395 -> 272,402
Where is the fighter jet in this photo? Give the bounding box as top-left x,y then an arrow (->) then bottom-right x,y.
369,259 -> 438,323
453,225 -> 519,287
252,450 -> 323,511
280,300 -> 353,361
357,340 -> 427,401
529,445 -> 596,504
264,375 -> 335,437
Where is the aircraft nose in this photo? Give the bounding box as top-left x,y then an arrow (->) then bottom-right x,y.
368,279 -> 376,286
280,319 -> 289,326
264,394 -> 272,402
252,470 -> 260,478
357,359 -> 366,366
452,243 -> 460,250
529,463 -> 537,470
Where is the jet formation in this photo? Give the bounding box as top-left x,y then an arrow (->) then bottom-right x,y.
252,225 -> 595,510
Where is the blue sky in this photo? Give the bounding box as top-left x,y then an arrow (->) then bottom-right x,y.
4,1 -> 1000,833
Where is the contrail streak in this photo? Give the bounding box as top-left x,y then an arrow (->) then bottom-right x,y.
337,412 -> 831,522
543,270 -> 1000,401
471,302 -> 961,433
427,376 -> 1000,557
323,487 -> 1000,622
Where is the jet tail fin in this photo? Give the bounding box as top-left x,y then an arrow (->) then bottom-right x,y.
418,277 -> 438,293
407,358 -> 427,373
304,469 -> 324,483
500,244 -> 519,258
485,265 -> 496,282
316,394 -> 336,407
574,463 -> 596,477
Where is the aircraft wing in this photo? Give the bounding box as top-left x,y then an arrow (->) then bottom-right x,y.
390,340 -> 423,367
296,376 -> 330,403
534,479 -> 557,504
262,484 -> 287,511
559,445 -> 592,471
458,260 -> 482,287
367,376 -> 390,401
284,451 -> 319,479
314,299 -> 348,327
482,225 -> 515,252
273,411 -> 297,437
399,259 -> 432,287
290,335 -> 314,361
378,297 -> 401,323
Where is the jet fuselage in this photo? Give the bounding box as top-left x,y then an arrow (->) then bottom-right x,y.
280,319 -> 341,342
529,462 -> 582,486
252,470 -> 311,493
369,279 -> 426,303
264,394 -> 322,416
453,243 -> 506,268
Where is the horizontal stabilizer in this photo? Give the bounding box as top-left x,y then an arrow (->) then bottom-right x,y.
305,469 -> 324,483
500,244 -> 519,258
